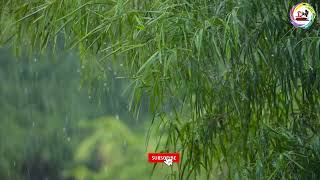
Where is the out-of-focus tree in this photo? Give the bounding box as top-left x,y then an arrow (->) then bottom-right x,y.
65,116 -> 172,180
0,48 -> 150,179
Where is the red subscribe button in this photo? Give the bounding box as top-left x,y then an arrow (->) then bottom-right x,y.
148,153 -> 180,164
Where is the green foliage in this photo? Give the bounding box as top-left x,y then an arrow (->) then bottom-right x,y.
0,48 -> 151,179
66,116 -> 171,180
1,0 -> 320,179
0,49 -> 82,179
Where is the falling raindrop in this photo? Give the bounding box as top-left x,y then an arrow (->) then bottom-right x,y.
104,83 -> 107,87
122,140 -> 128,151
32,121 -> 35,127
123,140 -> 127,145
67,137 -> 71,142
104,167 -> 109,172
88,95 -> 91,100
120,63 -> 123,67
34,58 -> 37,62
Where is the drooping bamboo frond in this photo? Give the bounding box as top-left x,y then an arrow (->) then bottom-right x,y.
1,0 -> 320,179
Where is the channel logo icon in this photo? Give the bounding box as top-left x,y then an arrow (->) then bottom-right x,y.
290,3 -> 316,29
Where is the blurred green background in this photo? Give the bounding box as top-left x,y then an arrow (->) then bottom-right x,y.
0,48 -> 169,180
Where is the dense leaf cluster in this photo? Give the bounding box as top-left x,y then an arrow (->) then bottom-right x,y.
1,0 -> 320,179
